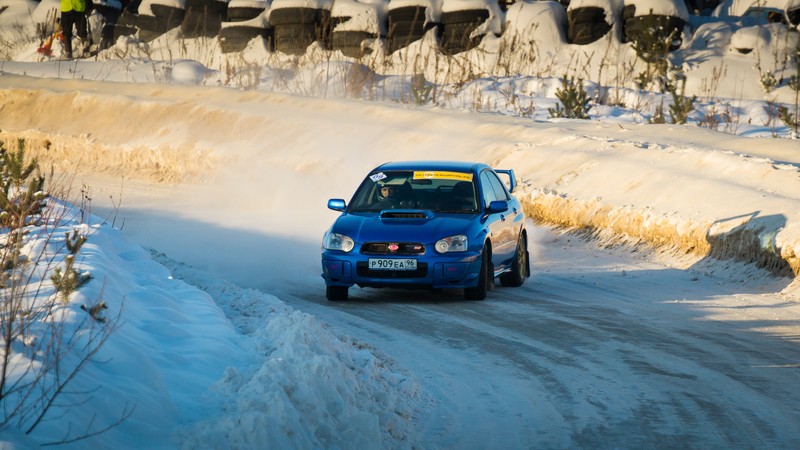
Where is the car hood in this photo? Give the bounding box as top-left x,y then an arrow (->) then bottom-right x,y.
332,210 -> 479,243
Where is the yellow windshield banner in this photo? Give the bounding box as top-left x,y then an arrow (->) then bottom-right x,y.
413,171 -> 473,181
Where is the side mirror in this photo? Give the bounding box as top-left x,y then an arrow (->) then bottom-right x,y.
487,200 -> 509,213
328,199 -> 346,211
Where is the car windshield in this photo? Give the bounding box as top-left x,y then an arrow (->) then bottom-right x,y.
349,170 -> 479,213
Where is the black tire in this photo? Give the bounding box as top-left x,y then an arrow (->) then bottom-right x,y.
621,4 -> 635,22
623,14 -> 686,51
116,12 -> 141,27
388,6 -> 426,23
269,7 -> 322,26
439,9 -> 489,55
181,0 -> 228,38
110,23 -> 137,42
441,9 -> 489,25
138,27 -> 164,42
274,23 -> 318,54
499,234 -> 528,287
567,6 -> 611,45
116,14 -> 172,42
134,13 -> 179,33
219,25 -> 273,52
788,6 -> 800,26
150,4 -> 185,28
124,0 -> 143,14
387,6 -> 436,52
326,285 -> 348,301
227,6 -> 266,22
464,246 -> 490,300
331,30 -> 375,58
387,23 -> 426,52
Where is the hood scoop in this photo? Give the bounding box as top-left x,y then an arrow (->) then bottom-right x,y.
380,209 -> 432,220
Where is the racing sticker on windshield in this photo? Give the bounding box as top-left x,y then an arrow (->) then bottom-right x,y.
413,171 -> 473,181
370,172 -> 387,182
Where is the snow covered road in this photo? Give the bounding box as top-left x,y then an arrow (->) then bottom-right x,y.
78,192 -> 800,448
267,228 -> 800,449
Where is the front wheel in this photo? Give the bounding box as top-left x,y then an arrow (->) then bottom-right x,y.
464,248 -> 489,300
500,234 -> 528,287
326,285 -> 348,301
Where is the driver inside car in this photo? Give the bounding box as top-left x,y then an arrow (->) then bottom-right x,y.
375,182 -> 414,209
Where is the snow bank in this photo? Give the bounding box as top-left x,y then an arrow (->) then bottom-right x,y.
331,0 -> 388,35
153,254 -> 420,449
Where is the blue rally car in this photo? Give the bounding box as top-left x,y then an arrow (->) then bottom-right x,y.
321,161 -> 530,301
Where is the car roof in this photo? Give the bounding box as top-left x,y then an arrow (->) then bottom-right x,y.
373,161 -> 487,173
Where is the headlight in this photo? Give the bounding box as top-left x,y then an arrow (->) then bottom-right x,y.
323,231 -> 355,252
435,235 -> 468,253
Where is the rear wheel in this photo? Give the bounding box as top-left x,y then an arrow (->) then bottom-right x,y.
500,234 -> 528,287
464,248 -> 489,300
326,285 -> 348,301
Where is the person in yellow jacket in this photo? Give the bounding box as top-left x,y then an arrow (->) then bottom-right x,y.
60,0 -> 90,58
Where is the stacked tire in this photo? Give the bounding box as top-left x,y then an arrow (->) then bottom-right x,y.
386,5 -> 437,53
331,17 -> 378,58
270,7 -> 331,55
439,0 -> 502,55
566,2 -> 613,45
330,0 -> 386,58
439,8 -> 489,54
219,0 -> 273,53
622,0 -> 688,57
133,2 -> 186,41
181,0 -> 228,38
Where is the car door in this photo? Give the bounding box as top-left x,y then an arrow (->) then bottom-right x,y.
479,170 -> 518,271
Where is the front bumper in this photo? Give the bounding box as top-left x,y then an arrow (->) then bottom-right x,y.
321,249 -> 483,289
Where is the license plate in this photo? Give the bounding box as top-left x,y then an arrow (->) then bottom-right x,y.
368,258 -> 417,271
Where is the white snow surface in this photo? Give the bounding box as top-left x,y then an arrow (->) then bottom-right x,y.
270,0 -> 334,11
1,0 -> 800,448
626,0 -> 690,19
330,0 -> 388,35
138,0 -> 188,17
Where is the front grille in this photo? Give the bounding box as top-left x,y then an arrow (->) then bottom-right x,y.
361,242 -> 426,255
357,262 -> 428,278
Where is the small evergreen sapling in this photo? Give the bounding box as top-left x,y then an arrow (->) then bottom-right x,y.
51,229 -> 92,303
549,76 -> 590,119
778,73 -> 800,136
410,73 -> 433,105
667,75 -> 696,125
0,139 -> 47,229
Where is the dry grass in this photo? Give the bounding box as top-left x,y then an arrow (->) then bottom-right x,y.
0,130 -> 218,184
521,189 -> 799,277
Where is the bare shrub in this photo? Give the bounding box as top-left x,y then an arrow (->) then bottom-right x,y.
0,139 -> 128,445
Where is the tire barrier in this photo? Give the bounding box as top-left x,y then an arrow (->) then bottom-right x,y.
271,7 -> 331,55
150,4 -> 186,29
219,2 -> 270,53
386,5 -> 439,53
621,3 -> 686,54
220,25 -> 274,52
623,13 -> 687,52
90,0 -> 707,60
439,9 -> 489,55
567,6 -> 611,45
331,29 -> 376,57
181,0 -> 228,38
227,6 -> 267,22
